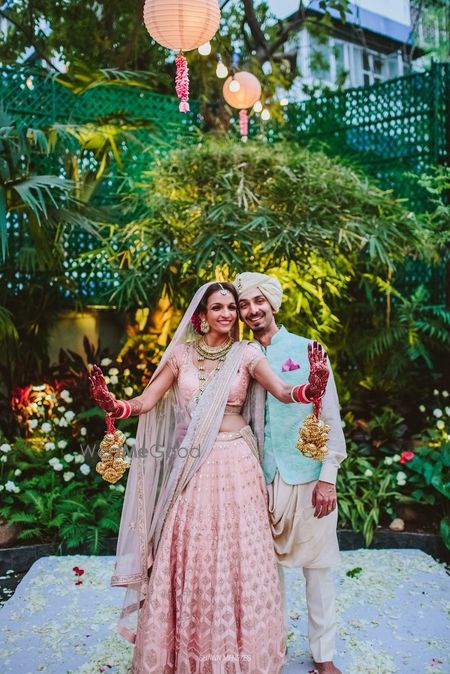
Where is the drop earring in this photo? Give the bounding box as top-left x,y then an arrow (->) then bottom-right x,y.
200,319 -> 210,334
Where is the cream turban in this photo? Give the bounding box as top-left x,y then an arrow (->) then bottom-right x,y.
233,272 -> 283,312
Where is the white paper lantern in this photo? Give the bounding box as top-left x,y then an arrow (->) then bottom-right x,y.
223,71 -> 261,110
143,0 -> 221,52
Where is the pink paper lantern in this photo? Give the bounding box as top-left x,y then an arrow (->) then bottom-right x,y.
223,71 -> 261,110
143,0 -> 221,113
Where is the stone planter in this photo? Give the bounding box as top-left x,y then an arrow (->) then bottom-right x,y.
338,529 -> 449,564
0,518 -> 20,547
0,530 -> 448,578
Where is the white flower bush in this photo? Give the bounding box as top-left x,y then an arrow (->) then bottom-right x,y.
60,389 -> 73,403
5,480 -> 20,493
396,471 -> 407,486
49,456 -> 65,470
0,360 -> 143,549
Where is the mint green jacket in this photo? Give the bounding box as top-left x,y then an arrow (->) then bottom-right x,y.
258,326 -> 347,486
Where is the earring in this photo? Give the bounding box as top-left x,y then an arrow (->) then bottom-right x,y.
200,319 -> 210,334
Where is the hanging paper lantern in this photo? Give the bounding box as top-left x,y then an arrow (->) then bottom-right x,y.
223,71 -> 261,110
143,0 -> 221,112
223,71 -> 261,142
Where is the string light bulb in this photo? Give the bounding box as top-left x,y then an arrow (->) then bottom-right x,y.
280,97 -> 289,106
216,60 -> 228,78
253,100 -> 262,113
261,108 -> 271,121
229,78 -> 241,92
198,41 -> 212,56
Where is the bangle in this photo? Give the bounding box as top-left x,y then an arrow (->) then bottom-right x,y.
289,386 -> 299,402
292,384 -> 313,404
116,400 -> 131,419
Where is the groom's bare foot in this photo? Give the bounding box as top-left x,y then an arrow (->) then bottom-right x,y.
314,661 -> 342,674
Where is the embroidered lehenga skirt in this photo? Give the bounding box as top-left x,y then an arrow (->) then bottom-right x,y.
131,427 -> 286,674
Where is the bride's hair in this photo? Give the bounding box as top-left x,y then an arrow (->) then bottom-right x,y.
195,282 -> 238,315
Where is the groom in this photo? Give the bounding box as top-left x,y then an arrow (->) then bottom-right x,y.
234,272 -> 346,674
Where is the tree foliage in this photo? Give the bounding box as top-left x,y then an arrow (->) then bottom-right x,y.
72,136 -> 448,412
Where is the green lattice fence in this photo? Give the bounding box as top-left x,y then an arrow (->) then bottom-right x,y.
1,66 -> 201,305
2,63 -> 448,305
1,65 -> 200,130
281,61 -> 449,212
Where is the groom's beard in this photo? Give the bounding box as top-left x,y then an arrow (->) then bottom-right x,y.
245,312 -> 267,333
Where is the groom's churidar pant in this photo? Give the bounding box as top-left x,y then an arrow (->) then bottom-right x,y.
267,472 -> 340,663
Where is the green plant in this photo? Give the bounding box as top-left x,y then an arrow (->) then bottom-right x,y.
0,434 -> 125,552
343,407 -> 409,457
405,436 -> 450,548
336,443 -> 402,546
398,389 -> 450,549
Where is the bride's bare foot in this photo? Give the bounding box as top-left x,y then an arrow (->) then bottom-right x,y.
314,661 -> 342,674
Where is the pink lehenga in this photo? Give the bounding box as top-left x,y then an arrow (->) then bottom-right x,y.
110,284 -> 285,674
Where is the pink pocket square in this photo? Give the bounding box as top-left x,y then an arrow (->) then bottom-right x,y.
281,358 -> 301,372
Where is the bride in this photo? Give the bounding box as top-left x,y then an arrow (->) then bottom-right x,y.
89,281 -> 329,674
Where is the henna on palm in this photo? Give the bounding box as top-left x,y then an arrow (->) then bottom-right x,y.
306,341 -> 329,400
88,364 -> 143,417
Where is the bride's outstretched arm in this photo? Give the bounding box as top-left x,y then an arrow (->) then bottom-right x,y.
251,341 -> 329,404
89,363 -> 175,417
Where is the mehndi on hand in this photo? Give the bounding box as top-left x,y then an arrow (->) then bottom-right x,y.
305,340 -> 329,400
88,364 -> 122,417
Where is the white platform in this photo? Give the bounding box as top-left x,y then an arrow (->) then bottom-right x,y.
0,549 -> 448,673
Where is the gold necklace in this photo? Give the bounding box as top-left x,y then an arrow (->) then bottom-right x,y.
194,336 -> 233,360
193,337 -> 233,402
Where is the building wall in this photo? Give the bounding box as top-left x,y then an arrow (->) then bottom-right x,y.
291,29 -> 405,100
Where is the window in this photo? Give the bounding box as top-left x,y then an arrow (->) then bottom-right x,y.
307,34 -> 350,87
353,47 -> 401,86
309,34 -> 332,82
303,33 -> 402,91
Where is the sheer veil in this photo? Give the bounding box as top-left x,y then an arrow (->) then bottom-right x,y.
111,282 -> 254,643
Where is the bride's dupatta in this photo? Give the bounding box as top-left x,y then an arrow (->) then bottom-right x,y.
110,283 -> 249,643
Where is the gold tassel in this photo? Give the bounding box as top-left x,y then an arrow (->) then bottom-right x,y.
296,413 -> 330,462
96,416 -> 129,483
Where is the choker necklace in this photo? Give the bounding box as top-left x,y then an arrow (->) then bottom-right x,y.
194,336 -> 233,361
